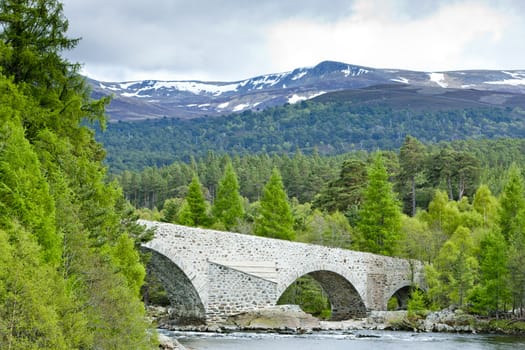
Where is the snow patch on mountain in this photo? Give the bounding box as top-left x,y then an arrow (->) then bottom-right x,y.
342,66 -> 369,77
119,82 -> 139,89
150,81 -> 240,95
485,71 -> 525,86
99,83 -> 120,91
249,72 -> 288,88
100,80 -> 241,96
292,70 -> 308,81
428,73 -> 448,88
288,91 -> 326,104
217,102 -> 230,109
121,91 -> 151,98
233,103 -> 250,112
288,94 -> 308,104
391,77 -> 409,84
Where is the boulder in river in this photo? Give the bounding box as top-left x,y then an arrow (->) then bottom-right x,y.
226,304 -> 321,332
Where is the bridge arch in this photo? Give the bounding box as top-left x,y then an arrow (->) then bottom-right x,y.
386,282 -> 426,310
277,266 -> 367,320
143,247 -> 206,324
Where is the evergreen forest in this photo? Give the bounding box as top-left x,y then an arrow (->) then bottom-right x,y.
0,0 -> 156,348
125,136 -> 525,319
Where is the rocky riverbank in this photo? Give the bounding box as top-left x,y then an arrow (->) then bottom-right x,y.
158,333 -> 188,350
150,305 -> 525,339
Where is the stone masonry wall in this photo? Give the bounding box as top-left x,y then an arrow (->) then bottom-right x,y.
206,262 -> 278,323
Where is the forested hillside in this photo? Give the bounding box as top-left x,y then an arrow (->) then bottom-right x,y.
126,136 -> 525,318
96,99 -> 525,172
0,1 -> 156,348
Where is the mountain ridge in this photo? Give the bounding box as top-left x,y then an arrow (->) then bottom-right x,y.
88,60 -> 525,122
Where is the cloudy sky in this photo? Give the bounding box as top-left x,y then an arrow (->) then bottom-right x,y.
61,0 -> 525,82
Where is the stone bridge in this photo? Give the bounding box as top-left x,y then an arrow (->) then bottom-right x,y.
140,220 -> 425,324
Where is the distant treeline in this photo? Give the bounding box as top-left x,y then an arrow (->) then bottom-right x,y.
115,137 -> 525,213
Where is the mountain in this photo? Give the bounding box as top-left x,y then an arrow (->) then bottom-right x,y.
89,61 -> 525,122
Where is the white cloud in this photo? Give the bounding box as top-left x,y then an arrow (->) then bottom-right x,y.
267,1 -> 511,72
62,0 -> 525,81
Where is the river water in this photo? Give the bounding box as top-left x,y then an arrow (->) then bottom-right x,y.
161,329 -> 525,350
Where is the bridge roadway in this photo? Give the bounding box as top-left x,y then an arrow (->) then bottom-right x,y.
140,220 -> 425,324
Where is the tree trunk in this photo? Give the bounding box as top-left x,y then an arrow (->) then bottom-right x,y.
458,176 -> 465,199
447,176 -> 454,200
411,175 -> 416,216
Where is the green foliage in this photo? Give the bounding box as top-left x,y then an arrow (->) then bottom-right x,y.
357,153 -> 402,255
407,289 -> 428,318
0,225 -> 81,350
142,272 -> 171,307
0,1 -> 156,348
161,198 -> 184,223
185,175 -> 212,227
387,296 -> 399,311
472,185 -> 499,228
469,229 -> 510,315
400,215 -> 441,263
430,226 -> 478,308
176,199 -> 194,226
421,190 -> 461,235
0,118 -> 60,264
398,135 -> 427,216
507,219 -> 525,313
313,158 -> 367,224
0,0 -> 79,101
427,147 -> 481,201
277,275 -> 331,319
424,263 -> 444,310
110,233 -> 147,297
498,163 -> 525,241
255,168 -> 295,240
212,160 -> 244,229
300,210 -> 355,249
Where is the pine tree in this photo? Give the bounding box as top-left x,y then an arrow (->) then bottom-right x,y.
422,190 -> 461,236
185,174 -> 211,227
498,163 -> 525,241
426,226 -> 478,309
313,158 -> 367,224
472,184 -> 499,229
305,210 -> 354,249
471,229 -> 510,316
161,198 -> 184,223
255,168 -> 295,240
212,160 -> 244,230
497,164 -> 525,313
0,0 -> 78,103
357,152 -> 402,256
507,224 -> 525,315
176,200 -> 194,226
399,135 -> 427,216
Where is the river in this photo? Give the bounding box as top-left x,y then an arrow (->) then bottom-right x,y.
161,329 -> 525,350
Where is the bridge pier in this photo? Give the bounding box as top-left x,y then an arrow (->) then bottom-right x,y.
146,249 -> 206,324
206,261 -> 278,323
